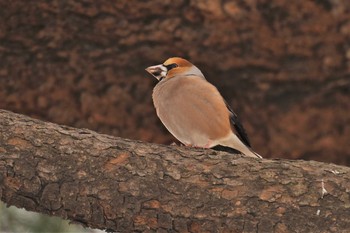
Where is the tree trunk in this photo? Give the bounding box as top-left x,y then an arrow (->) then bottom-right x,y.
0,109 -> 349,232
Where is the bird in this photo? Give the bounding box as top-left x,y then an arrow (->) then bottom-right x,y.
145,57 -> 262,158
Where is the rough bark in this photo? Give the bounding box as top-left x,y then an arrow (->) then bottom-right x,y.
0,109 -> 350,233
0,0 -> 349,165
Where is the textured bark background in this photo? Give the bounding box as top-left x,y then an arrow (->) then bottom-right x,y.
0,1 -> 349,165
1,110 -> 350,232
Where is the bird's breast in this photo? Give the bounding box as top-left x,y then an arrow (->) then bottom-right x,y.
152,76 -> 232,146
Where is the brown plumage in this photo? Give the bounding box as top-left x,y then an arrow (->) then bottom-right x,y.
145,57 -> 261,158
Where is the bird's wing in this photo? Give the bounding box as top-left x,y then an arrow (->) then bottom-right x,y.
225,102 -> 251,148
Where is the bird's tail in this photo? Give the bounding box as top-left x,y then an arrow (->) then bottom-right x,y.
250,150 -> 262,159
237,145 -> 262,158
219,133 -> 262,159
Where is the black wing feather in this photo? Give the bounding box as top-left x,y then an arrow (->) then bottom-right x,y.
225,102 -> 251,148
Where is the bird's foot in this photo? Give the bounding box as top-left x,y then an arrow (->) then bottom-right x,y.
171,142 -> 186,147
202,140 -> 213,149
189,140 -> 212,149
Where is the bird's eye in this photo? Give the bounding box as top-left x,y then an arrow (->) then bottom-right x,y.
164,63 -> 178,71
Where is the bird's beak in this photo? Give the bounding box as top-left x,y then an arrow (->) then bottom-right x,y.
145,64 -> 167,81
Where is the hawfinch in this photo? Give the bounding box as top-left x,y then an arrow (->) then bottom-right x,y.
145,57 -> 261,158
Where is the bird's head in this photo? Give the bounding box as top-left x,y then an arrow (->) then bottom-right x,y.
145,57 -> 204,81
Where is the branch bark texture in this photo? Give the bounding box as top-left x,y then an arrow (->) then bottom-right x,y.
0,109 -> 350,232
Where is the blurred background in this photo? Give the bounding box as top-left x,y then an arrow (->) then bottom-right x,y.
0,202 -> 102,233
0,0 -> 349,232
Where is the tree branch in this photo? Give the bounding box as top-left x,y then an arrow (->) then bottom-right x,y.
0,109 -> 349,232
